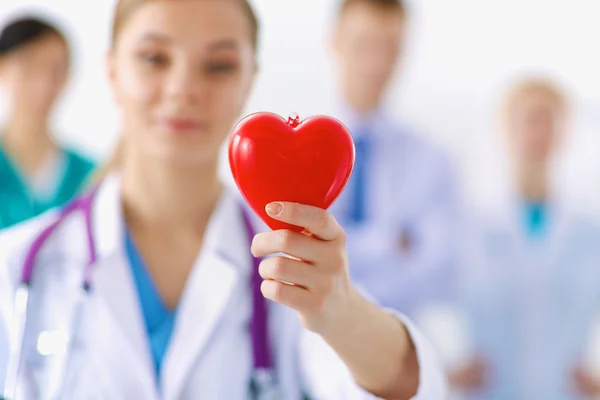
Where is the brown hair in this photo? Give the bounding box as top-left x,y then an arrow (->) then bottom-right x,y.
111,0 -> 259,49
338,0 -> 407,16
90,0 -> 259,185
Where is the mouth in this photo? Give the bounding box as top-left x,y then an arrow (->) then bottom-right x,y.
158,116 -> 207,134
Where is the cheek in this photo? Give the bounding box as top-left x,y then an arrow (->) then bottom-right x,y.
206,79 -> 249,125
2,68 -> 27,98
36,73 -> 64,101
3,69 -> 60,110
115,63 -> 160,114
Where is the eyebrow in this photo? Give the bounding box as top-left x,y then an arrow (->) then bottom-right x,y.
137,33 -> 239,51
207,39 -> 239,51
138,32 -> 172,44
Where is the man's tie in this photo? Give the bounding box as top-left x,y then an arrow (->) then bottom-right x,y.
349,132 -> 371,224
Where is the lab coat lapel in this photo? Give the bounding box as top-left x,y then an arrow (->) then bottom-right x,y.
85,253 -> 158,398
87,174 -> 157,389
543,199 -> 572,268
508,193 -> 572,272
161,192 -> 247,400
503,194 -> 572,311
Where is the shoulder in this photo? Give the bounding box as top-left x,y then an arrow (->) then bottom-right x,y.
466,200 -> 512,235
388,120 -> 457,173
0,210 -> 59,253
561,205 -> 600,241
0,210 -> 60,291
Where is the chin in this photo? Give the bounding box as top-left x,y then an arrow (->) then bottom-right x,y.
150,144 -> 219,168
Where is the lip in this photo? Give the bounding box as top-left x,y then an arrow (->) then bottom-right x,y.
159,116 -> 206,134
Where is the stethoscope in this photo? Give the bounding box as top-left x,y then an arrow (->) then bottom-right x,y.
1,188 -> 277,400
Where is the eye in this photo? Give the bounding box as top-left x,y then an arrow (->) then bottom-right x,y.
205,62 -> 237,74
138,51 -> 168,67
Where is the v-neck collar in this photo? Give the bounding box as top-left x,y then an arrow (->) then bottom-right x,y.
0,145 -> 68,204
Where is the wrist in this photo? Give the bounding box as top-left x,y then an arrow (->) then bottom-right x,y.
319,285 -> 374,343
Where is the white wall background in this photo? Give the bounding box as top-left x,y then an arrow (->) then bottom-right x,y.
1,0 -> 599,212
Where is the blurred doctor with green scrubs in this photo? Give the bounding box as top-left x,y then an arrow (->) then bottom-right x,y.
0,15 -> 95,229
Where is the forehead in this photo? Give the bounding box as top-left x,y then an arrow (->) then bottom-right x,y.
512,90 -> 563,112
117,0 -> 253,49
338,2 -> 404,36
5,35 -> 67,63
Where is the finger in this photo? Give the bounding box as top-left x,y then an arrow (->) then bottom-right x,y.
258,256 -> 322,290
261,279 -> 321,312
265,202 -> 343,241
251,229 -> 329,263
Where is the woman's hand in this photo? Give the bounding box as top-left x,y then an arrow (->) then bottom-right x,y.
250,201 -> 355,335
251,202 -> 423,399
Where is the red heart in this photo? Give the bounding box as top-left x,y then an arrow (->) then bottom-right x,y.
228,112 -> 355,232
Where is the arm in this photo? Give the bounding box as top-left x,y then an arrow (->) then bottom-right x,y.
298,305 -> 446,400
319,287 -> 419,398
251,202 -> 447,399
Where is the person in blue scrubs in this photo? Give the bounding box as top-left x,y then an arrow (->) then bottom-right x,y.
327,0 -> 461,318
0,16 -> 95,229
449,78 -> 600,400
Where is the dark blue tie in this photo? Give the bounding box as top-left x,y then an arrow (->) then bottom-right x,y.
349,132 -> 370,224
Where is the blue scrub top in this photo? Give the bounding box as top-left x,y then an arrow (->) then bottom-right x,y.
124,229 -> 176,383
0,146 -> 95,229
523,201 -> 548,237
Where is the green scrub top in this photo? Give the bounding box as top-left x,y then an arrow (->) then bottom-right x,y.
0,146 -> 96,229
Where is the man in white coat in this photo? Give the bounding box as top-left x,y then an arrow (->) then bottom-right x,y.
447,77 -> 600,400
327,0 -> 461,318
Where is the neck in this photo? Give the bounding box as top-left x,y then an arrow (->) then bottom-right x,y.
342,85 -> 380,116
516,162 -> 549,203
2,114 -> 54,176
121,153 -> 222,235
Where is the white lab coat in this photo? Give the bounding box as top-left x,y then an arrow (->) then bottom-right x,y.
0,174 -> 446,400
325,103 -> 460,318
430,196 -> 600,400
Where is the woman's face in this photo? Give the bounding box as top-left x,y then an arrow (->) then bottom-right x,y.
108,0 -> 256,166
0,34 -> 69,119
506,91 -> 565,165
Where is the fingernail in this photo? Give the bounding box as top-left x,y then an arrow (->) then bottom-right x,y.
266,202 -> 282,216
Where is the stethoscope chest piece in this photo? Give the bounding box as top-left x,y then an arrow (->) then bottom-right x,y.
250,368 -> 280,400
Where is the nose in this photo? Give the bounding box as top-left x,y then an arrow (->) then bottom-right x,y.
165,62 -> 202,106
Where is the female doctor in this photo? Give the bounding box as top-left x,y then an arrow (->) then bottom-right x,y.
0,0 -> 445,399
0,16 -> 95,229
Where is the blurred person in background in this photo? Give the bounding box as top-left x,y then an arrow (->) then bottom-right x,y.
448,77 -> 600,400
327,0 -> 461,318
0,15 -> 95,229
